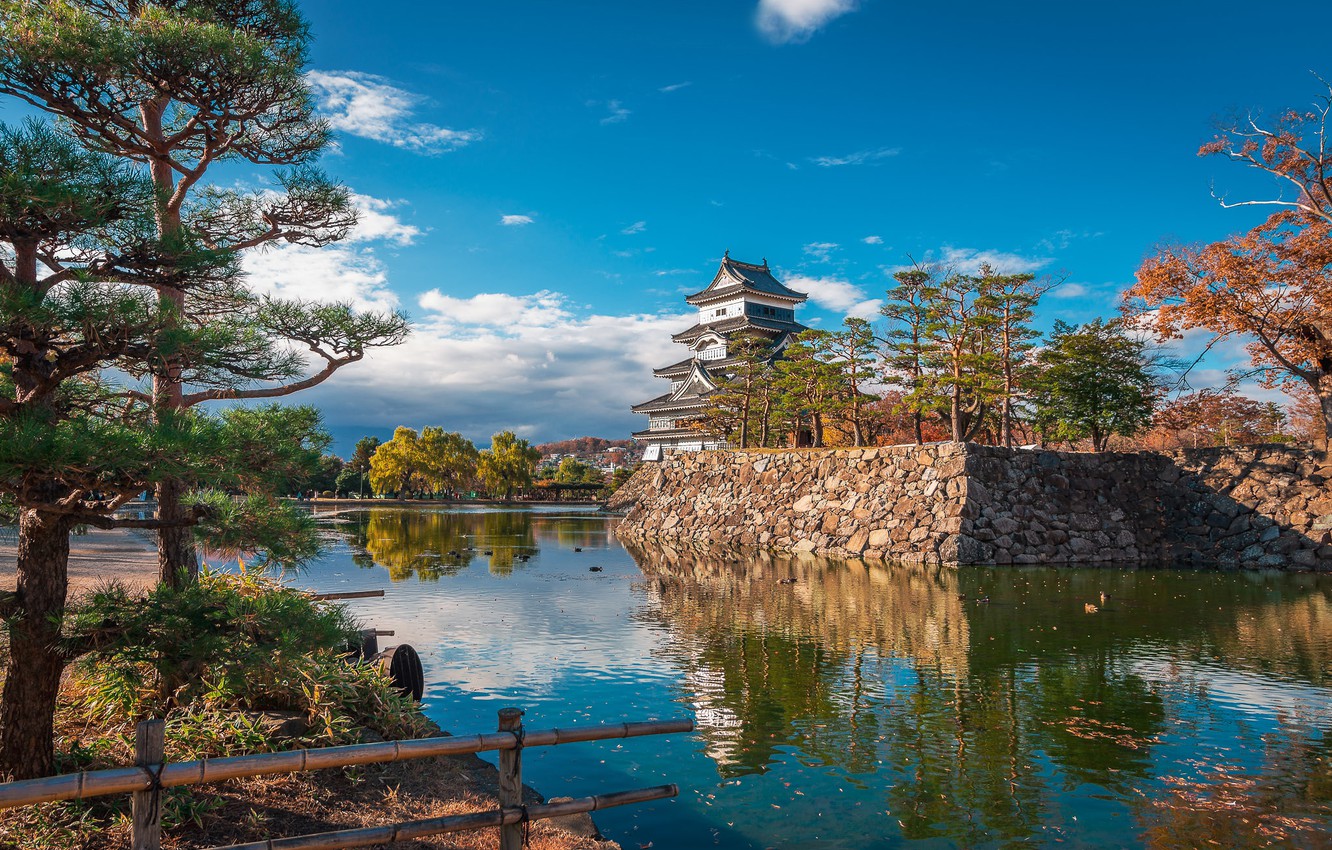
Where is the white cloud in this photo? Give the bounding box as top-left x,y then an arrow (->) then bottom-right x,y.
812,147 -> 900,167
756,0 -> 858,44
306,70 -> 479,154
417,290 -> 570,329
659,82 -> 692,93
599,100 -> 631,125
299,293 -> 697,442
936,246 -> 1052,274
500,214 -> 535,226
785,274 -> 880,318
241,193 -> 415,313
1050,282 -> 1089,299
347,194 -> 420,245
862,235 -> 883,245
803,241 -> 839,262
621,221 -> 647,235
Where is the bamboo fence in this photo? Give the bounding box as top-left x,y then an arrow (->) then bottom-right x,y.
0,711 -> 693,850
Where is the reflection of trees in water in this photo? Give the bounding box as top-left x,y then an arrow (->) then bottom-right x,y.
627,541 -> 968,780
530,513 -> 616,552
335,509 -> 538,578
626,541 -> 1332,847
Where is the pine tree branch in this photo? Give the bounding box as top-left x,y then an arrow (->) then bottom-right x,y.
180,353 -> 358,406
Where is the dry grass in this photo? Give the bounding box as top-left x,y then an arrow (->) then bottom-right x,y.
0,721 -> 618,850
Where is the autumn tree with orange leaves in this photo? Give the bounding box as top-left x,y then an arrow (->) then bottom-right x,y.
1129,78 -> 1332,452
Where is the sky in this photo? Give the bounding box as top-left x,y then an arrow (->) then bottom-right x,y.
5,0 -> 1331,454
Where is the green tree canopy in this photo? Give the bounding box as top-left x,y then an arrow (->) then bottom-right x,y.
369,427 -> 480,497
1030,319 -> 1160,452
477,430 -> 540,499
773,330 -> 845,448
554,457 -> 604,485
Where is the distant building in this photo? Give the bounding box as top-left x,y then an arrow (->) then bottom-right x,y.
631,252 -> 808,458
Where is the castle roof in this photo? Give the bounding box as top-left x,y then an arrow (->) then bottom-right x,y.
670,314 -> 807,345
685,254 -> 808,306
631,360 -> 719,413
653,356 -> 742,378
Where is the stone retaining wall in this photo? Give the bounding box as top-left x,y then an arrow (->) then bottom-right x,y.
610,443 -> 1332,570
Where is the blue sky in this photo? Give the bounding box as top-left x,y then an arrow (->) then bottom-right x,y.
5,0 -> 1330,452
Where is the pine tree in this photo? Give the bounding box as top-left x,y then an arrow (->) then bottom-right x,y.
0,0 -> 408,587
823,318 -> 879,447
0,120 -> 328,777
774,330 -> 845,448
879,268 -> 932,443
698,333 -> 773,448
918,271 -> 1002,443
975,264 -> 1053,446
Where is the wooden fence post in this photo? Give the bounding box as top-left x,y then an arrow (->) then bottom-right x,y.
497,707 -> 524,850
131,718 -> 166,850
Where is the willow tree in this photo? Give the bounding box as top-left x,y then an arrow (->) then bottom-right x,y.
478,431 -> 540,500
0,0 -> 408,587
369,426 -> 425,497
416,428 -> 479,497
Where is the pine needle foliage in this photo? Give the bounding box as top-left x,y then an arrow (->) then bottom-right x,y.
67,570 -> 360,717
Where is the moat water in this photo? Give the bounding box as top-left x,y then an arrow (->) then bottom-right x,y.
289,505 -> 1331,849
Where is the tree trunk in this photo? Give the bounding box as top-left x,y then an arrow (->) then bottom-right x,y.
951,386 -> 963,442
739,387 -> 751,449
1316,380 -> 1332,455
156,465 -> 196,589
145,102 -> 197,586
0,508 -> 72,779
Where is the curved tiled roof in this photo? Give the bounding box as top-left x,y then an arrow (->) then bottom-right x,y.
653,355 -> 748,378
671,315 -> 806,344
685,256 -> 808,305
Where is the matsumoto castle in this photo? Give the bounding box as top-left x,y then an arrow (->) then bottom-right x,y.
632,252 -> 808,459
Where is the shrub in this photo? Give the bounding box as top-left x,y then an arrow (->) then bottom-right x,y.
68,570 -> 360,717
63,570 -> 431,746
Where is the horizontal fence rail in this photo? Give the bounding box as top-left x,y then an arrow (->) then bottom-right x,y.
209,784 -> 680,850
0,719 -> 694,810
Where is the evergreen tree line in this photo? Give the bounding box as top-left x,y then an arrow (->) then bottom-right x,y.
701,264 -> 1193,453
